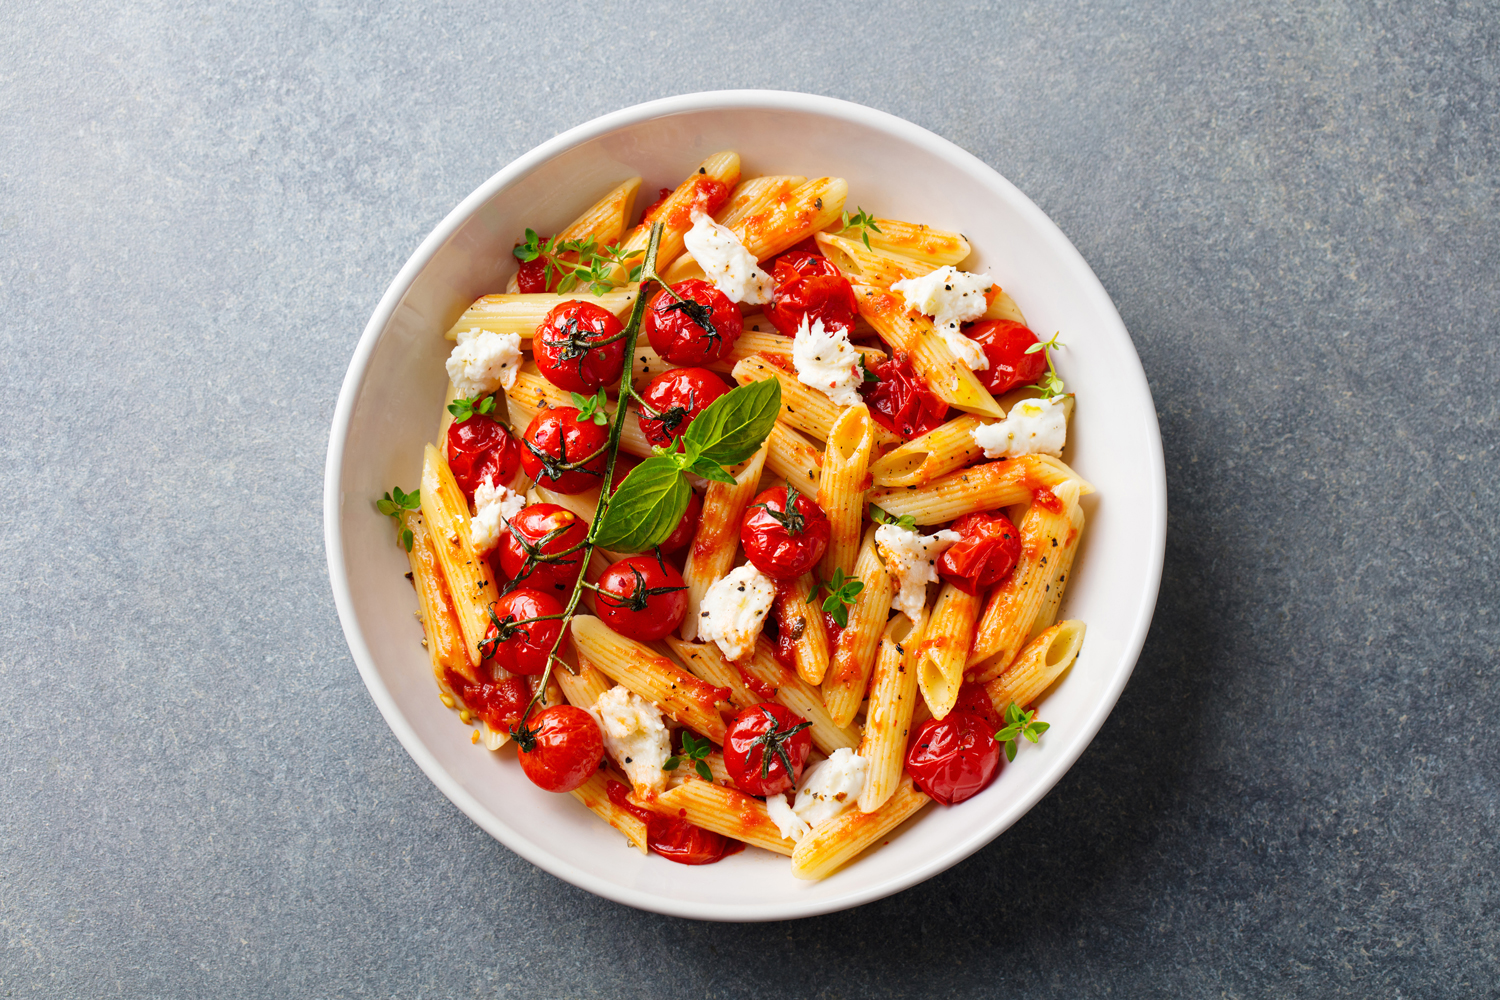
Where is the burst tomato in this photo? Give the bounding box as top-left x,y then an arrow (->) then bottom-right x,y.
443,667 -> 530,733
515,235 -> 550,293
764,250 -> 857,339
605,780 -> 739,865
498,504 -> 588,598
533,300 -> 627,393
859,352 -> 949,439
952,681 -> 1004,733
964,319 -> 1047,396
445,412 -> 520,499
519,407 -> 610,494
644,278 -> 743,365
905,710 -> 1001,806
481,588 -> 566,676
740,485 -> 831,581
594,555 -> 688,641
515,705 -> 604,793
723,703 -> 813,797
937,512 -> 1023,595
637,367 -> 729,449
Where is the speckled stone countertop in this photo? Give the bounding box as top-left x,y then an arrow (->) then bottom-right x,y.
2,2 -> 1496,997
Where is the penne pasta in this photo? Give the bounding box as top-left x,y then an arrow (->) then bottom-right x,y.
649,781 -> 796,856
868,414 -> 986,488
444,286 -> 640,342
605,152 -> 741,282
419,444 -> 497,669
1029,501 -> 1085,641
791,778 -> 930,880
571,617 -> 730,744
815,231 -> 937,289
662,176 -> 849,284
401,510 -> 472,684
664,636 -> 759,711
822,525 -> 895,728
985,619 -> 1087,713
868,454 -> 1087,525
860,218 -> 971,266
717,175 -> 806,228
743,639 -> 860,754
679,442 -> 769,642
571,768 -> 649,854
665,749 -> 734,790
852,284 -> 1003,418
731,353 -> 901,447
704,327 -> 888,376
765,421 -> 823,494
858,610 -> 927,813
775,572 -> 832,686
914,583 -> 983,720
554,648 -> 614,709
817,403 -> 876,581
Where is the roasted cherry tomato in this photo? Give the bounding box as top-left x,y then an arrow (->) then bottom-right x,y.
637,367 -> 729,449
481,588 -> 566,676
859,351 -> 949,439
764,250 -> 858,339
906,710 -> 1002,806
740,485 -> 831,581
443,667 -> 530,733
723,703 -> 814,797
519,407 -> 610,494
533,300 -> 627,393
964,319 -> 1047,396
446,412 -> 520,499
516,705 -> 604,793
594,556 -> 688,641
937,511 -> 1023,595
499,504 -> 588,597
952,681 -> 1004,734
658,488 -> 701,554
606,780 -> 739,865
515,235 -> 550,293
644,278 -> 743,365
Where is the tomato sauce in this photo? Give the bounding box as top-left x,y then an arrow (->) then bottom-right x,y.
605,780 -> 743,865
443,667 -> 529,732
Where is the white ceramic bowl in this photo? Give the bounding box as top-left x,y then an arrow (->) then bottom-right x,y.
324,91 -> 1166,921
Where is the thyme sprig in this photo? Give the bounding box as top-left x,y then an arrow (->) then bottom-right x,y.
512,229 -> 644,295
663,731 -> 714,783
994,702 -> 1050,762
818,568 -> 865,628
839,207 -> 883,249
376,486 -> 420,551
1025,332 -> 1067,398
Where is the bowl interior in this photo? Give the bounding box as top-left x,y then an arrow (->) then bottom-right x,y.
326,94 -> 1165,921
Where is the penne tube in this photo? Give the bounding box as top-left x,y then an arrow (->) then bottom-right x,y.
817,403 -> 876,581
664,636 -> 758,711
743,639 -> 860,754
852,284 -> 1003,418
815,232 -> 937,289
665,749 -> 734,789
571,617 -> 729,744
983,289 -> 1028,326
605,151 -> 741,282
570,768 -> 648,854
914,584 -> 983,720
822,525 -> 895,728
867,414 -> 985,488
663,176 -> 849,284
554,648 -> 614,709
444,286 -> 640,342
558,177 -> 641,251
436,380 -> 460,445
985,619 -> 1087,713
649,782 -> 796,856
868,454 -> 1088,525
419,444 -> 498,669
717,175 -> 806,228
679,442 -> 769,642
791,778 -> 930,880
731,353 -> 901,447
858,610 -> 927,813
776,573 -> 832,687
1029,501 -> 1085,640
765,421 -> 823,494
861,219 -> 971,266
966,480 -> 1083,682
400,511 -> 471,685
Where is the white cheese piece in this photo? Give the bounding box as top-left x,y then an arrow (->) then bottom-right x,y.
446,327 -> 522,397
791,316 -> 864,407
789,749 -> 868,832
764,792 -> 811,843
587,685 -> 672,796
971,395 -> 1068,459
875,523 -> 962,621
890,266 -> 994,371
697,563 -> 777,661
683,209 -> 774,305
469,481 -> 526,554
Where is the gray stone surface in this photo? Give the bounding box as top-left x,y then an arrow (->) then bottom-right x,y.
1,0 -> 1496,995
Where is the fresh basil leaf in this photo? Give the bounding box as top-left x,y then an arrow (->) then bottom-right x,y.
688,456 -> 737,485
681,378 -> 780,466
593,456 -> 691,552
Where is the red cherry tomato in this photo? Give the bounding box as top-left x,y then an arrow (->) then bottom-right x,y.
594,556 -> 688,641
764,251 -> 857,339
481,588 -> 566,676
515,235 -> 550,293
446,412 -> 520,499
723,703 -> 814,797
533,301 -> 627,393
740,485 -> 831,581
637,367 -> 729,449
605,780 -> 739,865
644,279 -> 743,365
519,407 -> 610,494
952,681 -> 1004,733
515,705 -> 604,793
768,245 -> 838,280
964,319 -> 1047,396
859,352 -> 949,439
905,710 -> 1002,806
937,512 -> 1023,595
658,489 -> 701,554
499,504 -> 588,598
442,667 -> 530,733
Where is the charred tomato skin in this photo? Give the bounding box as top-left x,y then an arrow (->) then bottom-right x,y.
644,278 -> 743,365
519,407 -> 610,494
533,300 -> 627,393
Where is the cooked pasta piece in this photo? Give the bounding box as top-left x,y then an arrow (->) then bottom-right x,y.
703,327 -> 887,376
717,175 -> 806,228
868,414 -> 985,488
419,444 -> 497,669
815,232 -> 936,289
648,781 -> 796,856
401,510 -> 471,684
791,778 -> 930,880
914,584 -> 983,720
665,749 -> 733,789
679,442 -> 769,642
444,286 -> 640,343
604,151 -> 741,282
860,218 -> 970,266
553,647 -> 614,710
774,572 -> 832,686
817,403 -> 876,581
983,289 -> 1028,326
662,176 -> 849,283
1029,501 -> 1084,640
742,639 -> 860,754
852,284 -> 1003,418
571,617 -> 729,744
663,636 -> 758,711
822,525 -> 895,728
571,768 -> 649,854
985,619 -> 1087,713
765,422 -> 823,494
858,611 -> 928,813
868,454 -> 1087,525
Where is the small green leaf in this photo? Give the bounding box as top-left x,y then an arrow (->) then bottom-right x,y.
682,378 -> 781,466
513,228 -> 543,262
662,755 -> 681,771
1005,740 -> 1018,762
401,527 -> 414,552
376,497 -> 397,516
858,355 -> 880,383
869,504 -> 916,532
818,569 -> 865,627
695,760 -> 713,782
571,388 -> 610,426
688,456 -> 737,485
593,455 -> 691,552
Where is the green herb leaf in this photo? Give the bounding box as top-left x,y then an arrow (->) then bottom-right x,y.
401,527 -> 414,552
378,487 -> 420,550
663,730 -> 715,780
446,394 -> 495,423
687,455 -> 737,485
840,207 -> 883,250
513,228 -> 543,263
571,389 -> 610,426
819,568 -> 865,627
695,760 -> 713,782
858,354 -> 880,383
1026,332 -> 1067,398
869,504 -> 916,532
681,378 -> 781,466
995,702 -> 1049,762
593,455 -> 691,552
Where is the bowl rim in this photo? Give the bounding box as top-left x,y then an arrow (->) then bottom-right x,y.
324,89 -> 1167,921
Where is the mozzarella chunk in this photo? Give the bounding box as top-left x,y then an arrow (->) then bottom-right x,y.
789,749 -> 868,832
697,564 -> 777,661
587,685 -> 672,796
764,792 -> 811,843
469,481 -> 526,554
875,523 -> 962,621
446,327 -> 522,397
971,395 -> 1068,459
890,266 -> 994,371
791,316 -> 864,407
683,209 -> 774,305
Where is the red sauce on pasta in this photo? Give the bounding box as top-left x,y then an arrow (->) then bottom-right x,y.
605,780 -> 743,865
